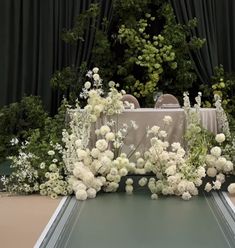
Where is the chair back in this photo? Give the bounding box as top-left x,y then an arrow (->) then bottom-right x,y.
154,94 -> 180,108
122,94 -> 140,109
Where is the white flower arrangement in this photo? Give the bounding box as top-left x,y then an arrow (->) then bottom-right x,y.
3,67 -> 235,201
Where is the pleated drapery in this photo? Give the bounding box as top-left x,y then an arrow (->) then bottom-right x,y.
171,0 -> 235,84
0,0 -> 112,113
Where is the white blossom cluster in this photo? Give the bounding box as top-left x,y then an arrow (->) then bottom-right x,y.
1,151 -> 39,194
79,68 -> 125,122
214,94 -> 231,138
143,122 -> 205,200
204,133 -> 234,192
183,92 -> 201,127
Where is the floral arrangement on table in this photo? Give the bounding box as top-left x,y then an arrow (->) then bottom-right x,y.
61,68 -> 235,200
2,67 -> 235,201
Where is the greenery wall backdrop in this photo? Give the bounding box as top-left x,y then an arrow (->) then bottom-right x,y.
0,0 -> 235,112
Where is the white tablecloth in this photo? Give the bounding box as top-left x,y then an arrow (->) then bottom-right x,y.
111,108 -> 217,153
67,108 -> 217,153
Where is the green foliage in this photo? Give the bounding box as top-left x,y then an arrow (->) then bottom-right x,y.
117,16 -> 176,97
161,4 -> 205,94
201,65 -> 235,114
0,96 -> 48,161
112,2 -> 205,104
24,100 -> 68,171
51,1 -> 205,107
62,3 -> 100,43
50,64 -> 87,104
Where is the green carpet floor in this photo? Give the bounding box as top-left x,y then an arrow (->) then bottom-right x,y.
41,191 -> 235,248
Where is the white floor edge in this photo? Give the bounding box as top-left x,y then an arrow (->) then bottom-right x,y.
33,196 -> 67,248
222,192 -> 235,213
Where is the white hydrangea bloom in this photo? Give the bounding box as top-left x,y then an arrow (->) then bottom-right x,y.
210,146 -> 222,157
125,185 -> 133,194
207,167 -> 217,177
96,139 -> 108,152
182,191 -> 191,200
228,183 -> 235,194
75,189 -> 88,200
138,177 -> 148,187
151,193 -> 158,200
213,180 -> 221,190
215,133 -> 225,143
204,183 -> 212,192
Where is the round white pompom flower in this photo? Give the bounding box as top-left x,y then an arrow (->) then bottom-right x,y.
87,188 -> 97,199
210,146 -> 221,157
215,133 -> 225,143
84,81 -> 91,89
204,183 -> 212,192
138,177 -> 148,187
228,183 -> 235,194
151,193 -> 158,200
96,139 -> 108,152
125,185 -> 133,194
75,189 -> 88,201
207,167 -> 217,178
126,178 -> 133,185
92,67 -> 99,74
182,191 -> 191,200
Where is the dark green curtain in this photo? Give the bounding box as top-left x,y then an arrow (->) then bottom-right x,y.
0,0 -> 113,113
170,0 -> 235,84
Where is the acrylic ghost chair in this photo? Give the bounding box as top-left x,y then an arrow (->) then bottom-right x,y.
154,94 -> 180,108
122,94 -> 140,109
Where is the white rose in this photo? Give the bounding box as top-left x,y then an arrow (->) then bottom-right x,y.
84,81 -> 91,89
75,189 -> 88,200
210,146 -> 221,157
228,183 -> 235,194
108,81 -> 115,87
105,132 -> 115,141
215,133 -> 225,143
215,157 -> 227,170
104,150 -> 114,160
207,167 -> 217,177
96,139 -> 108,151
110,167 -> 118,176
138,177 -> 148,187
87,188 -> 97,198
137,158 -> 145,168
204,183 -> 212,192
75,139 -> 82,148
126,178 -> 133,185
205,154 -> 217,167
100,125 -> 111,135
119,168 -> 128,176
151,193 -> 158,200
93,73 -> 100,81
182,191 -> 191,200
91,148 -> 100,158
92,67 -> 99,74
223,161 -> 233,172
